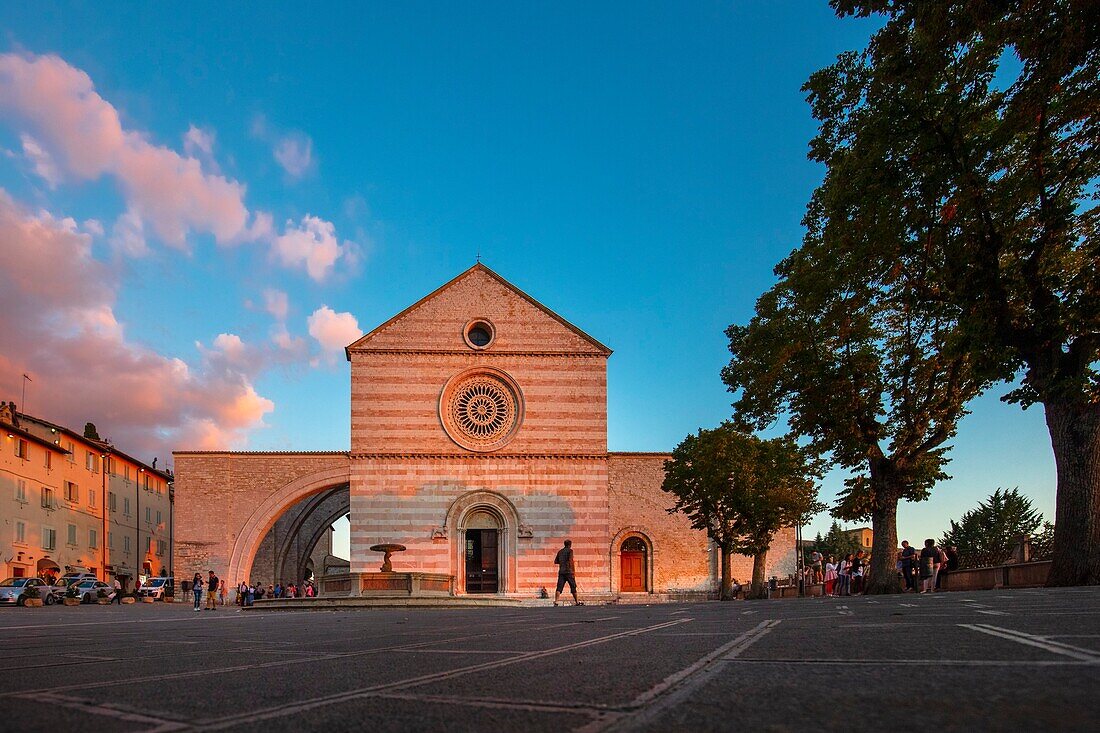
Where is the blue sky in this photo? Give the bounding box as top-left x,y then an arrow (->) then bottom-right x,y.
0,2 -> 1055,549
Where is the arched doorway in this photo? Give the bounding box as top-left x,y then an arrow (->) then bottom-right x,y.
463,509 -> 501,594
620,536 -> 648,592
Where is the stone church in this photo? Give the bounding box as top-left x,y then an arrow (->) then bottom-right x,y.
174,264 -> 795,599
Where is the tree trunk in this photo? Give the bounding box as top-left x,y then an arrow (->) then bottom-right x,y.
864,497 -> 903,594
748,548 -> 768,599
1044,399 -> 1100,586
719,547 -> 733,600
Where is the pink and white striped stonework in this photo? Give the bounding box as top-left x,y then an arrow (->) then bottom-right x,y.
173,264 -> 796,597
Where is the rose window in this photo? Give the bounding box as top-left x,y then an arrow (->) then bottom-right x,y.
440,369 -> 524,451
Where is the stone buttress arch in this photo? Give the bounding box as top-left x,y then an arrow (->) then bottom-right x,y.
610,527 -> 656,594
445,490 -> 521,594
227,465 -> 352,588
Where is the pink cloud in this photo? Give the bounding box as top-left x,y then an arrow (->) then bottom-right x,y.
307,305 -> 362,362
263,288 -> 289,321
0,52 -> 248,250
274,215 -> 349,281
0,190 -> 273,457
273,133 -> 314,179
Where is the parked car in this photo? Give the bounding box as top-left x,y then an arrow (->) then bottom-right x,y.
68,580 -> 116,604
56,572 -> 98,588
0,577 -> 59,606
138,577 -> 174,600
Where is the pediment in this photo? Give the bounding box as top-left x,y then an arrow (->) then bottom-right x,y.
346,264 -> 611,357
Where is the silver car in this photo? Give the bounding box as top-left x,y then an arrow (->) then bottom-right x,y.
0,577 -> 58,606
69,580 -> 116,604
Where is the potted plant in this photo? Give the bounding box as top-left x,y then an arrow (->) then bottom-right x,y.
63,585 -> 82,606
21,583 -> 43,608
96,588 -> 111,605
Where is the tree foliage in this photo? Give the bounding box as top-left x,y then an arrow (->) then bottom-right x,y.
662,424 -> 824,599
810,1 -> 1100,585
940,488 -> 1045,568
813,521 -> 864,561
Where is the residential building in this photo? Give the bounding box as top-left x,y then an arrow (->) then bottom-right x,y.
1,401 -> 172,588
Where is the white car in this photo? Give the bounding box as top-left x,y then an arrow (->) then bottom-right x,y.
138,577 -> 174,600
68,580 -> 116,604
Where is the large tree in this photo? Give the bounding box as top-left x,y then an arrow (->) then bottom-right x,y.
662,425 -> 823,599
940,488 -> 1045,568
724,198 -> 986,593
809,1 -> 1099,584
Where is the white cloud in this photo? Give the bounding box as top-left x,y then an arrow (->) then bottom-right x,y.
263,288 -> 289,321
273,133 -> 313,179
307,305 -> 362,362
273,215 -> 348,281
109,209 -> 148,256
20,133 -> 61,187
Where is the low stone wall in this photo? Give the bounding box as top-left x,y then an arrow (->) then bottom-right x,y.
942,560 -> 1051,591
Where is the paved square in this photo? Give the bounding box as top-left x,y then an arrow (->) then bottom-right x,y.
2,588 -> 1098,731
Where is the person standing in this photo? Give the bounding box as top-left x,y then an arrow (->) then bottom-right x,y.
900,541 -> 918,592
111,577 -> 122,605
192,572 -> 203,611
553,539 -> 583,606
919,539 -> 939,593
936,545 -> 959,590
824,556 -> 838,596
218,579 -> 227,606
810,550 -> 823,583
205,570 -> 219,611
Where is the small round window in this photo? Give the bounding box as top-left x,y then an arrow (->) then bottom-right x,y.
463,319 -> 495,350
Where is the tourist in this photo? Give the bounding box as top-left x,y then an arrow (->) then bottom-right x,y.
850,550 -> 866,595
267,584 -> 274,598
273,583 -> 283,598
218,578 -> 227,606
837,553 -> 852,596
823,556 -> 838,596
810,550 -> 823,583
553,539 -> 583,606
111,577 -> 122,604
900,540 -> 917,591
205,570 -> 219,611
287,583 -> 296,599
191,572 -> 203,611
936,545 -> 959,590
238,581 -> 247,605
246,582 -> 255,606
919,539 -> 939,593
305,582 -> 315,598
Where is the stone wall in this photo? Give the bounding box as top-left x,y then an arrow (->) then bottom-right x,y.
608,453 -> 797,594
172,451 -> 349,585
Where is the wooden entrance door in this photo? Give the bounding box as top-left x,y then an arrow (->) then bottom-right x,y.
621,552 -> 645,592
465,529 -> 499,593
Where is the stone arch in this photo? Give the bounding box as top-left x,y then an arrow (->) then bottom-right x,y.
610,527 -> 656,594
227,465 -> 351,589
292,504 -> 351,585
445,490 -> 521,594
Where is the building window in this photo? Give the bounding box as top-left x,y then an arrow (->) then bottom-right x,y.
108,532 -> 114,549
66,442 -> 75,462
42,526 -> 56,550
15,521 -> 25,544
15,479 -> 27,503
145,536 -> 152,553
157,539 -> 166,556
145,507 -> 152,524
67,523 -> 77,546
45,451 -> 52,470
65,481 -> 79,503
143,475 -> 150,491
15,438 -> 29,459
86,452 -> 98,473
108,492 -> 116,512
124,465 -> 131,482
89,528 -> 98,549
123,535 -> 131,554
123,497 -> 130,516
41,486 -> 54,509
156,510 -> 162,526
88,488 -> 96,508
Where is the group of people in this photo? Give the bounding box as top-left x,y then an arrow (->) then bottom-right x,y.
186,571 -> 318,609
807,540 -> 960,596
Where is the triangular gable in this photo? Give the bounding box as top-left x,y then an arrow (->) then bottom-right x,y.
346,263 -> 612,358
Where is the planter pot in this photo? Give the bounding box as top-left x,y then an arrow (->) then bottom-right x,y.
121,597 -> 136,604
63,597 -> 81,606
23,598 -> 43,607
97,599 -> 111,605
142,597 -> 155,603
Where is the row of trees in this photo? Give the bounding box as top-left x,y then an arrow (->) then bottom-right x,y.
664,1 -> 1098,594
942,488 -> 1054,568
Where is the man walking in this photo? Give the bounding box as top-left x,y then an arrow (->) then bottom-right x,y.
553,539 -> 583,606
205,570 -> 219,611
111,577 -> 122,604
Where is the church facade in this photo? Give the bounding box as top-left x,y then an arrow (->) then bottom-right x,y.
173,265 -> 794,598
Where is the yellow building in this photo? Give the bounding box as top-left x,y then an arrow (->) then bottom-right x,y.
1,401 -> 173,589
845,526 -> 874,552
